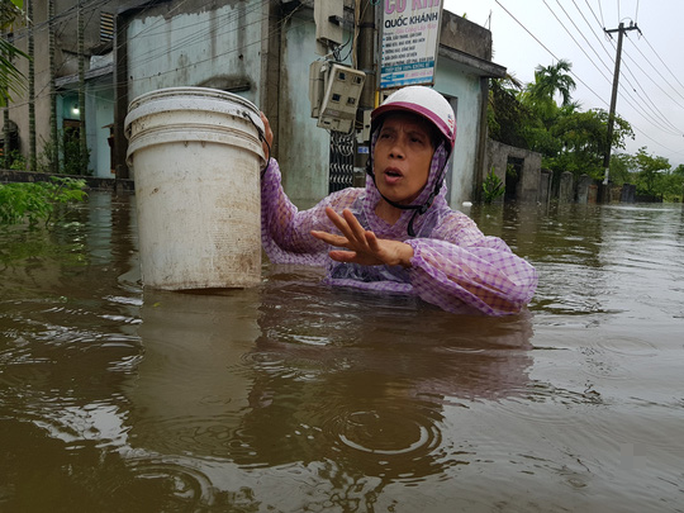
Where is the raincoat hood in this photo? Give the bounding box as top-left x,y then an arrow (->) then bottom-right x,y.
362,86 -> 455,237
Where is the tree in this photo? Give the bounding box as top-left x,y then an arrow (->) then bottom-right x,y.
660,163 -> 684,202
523,59 -> 577,122
488,58 -> 638,190
633,147 -> 670,198
0,0 -> 28,107
548,108 -> 633,179
488,73 -> 533,149
609,152 -> 635,186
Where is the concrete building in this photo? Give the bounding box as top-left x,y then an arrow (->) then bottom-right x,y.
3,0 -> 505,208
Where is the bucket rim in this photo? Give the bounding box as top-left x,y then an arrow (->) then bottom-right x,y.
124,87 -> 265,147
127,86 -> 260,114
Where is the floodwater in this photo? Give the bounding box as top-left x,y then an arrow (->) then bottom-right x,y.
1,191 -> 683,512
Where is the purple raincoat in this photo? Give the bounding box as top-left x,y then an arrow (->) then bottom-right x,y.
260,141 -> 537,315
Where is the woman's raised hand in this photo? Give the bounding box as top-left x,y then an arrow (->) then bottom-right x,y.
311,207 -> 414,268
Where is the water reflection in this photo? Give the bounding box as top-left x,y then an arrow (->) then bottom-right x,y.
123,265 -> 533,507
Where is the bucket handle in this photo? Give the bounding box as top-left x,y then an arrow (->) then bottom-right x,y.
238,110 -> 271,176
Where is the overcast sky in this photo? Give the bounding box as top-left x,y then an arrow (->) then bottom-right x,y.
442,0 -> 684,168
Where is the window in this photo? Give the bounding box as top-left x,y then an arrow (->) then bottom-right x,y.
100,12 -> 114,42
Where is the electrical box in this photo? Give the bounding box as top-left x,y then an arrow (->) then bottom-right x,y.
316,63 -> 366,133
314,0 -> 343,46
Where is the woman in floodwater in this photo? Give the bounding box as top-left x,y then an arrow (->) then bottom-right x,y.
259,85 -> 537,315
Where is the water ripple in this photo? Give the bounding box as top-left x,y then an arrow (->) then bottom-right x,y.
333,409 -> 437,456
321,401 -> 456,481
112,457 -> 217,510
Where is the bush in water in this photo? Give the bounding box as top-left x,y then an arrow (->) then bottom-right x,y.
0,176 -> 87,228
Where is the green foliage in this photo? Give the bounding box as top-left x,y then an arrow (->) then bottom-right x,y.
527,60 -> 577,108
38,129 -> 91,175
63,130 -> 91,175
608,153 -> 634,185
5,148 -> 26,170
488,57 -> 682,202
489,59 -> 635,183
488,74 -> 532,149
0,176 -> 87,228
610,149 -> 684,202
482,169 -> 505,204
632,147 -> 672,199
0,0 -> 29,106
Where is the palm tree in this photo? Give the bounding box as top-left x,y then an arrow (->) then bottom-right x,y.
2,0 -> 28,168
0,0 -> 27,107
527,59 -> 576,108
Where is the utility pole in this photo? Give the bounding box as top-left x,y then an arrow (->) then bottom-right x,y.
602,21 -> 640,198
28,0 -> 36,172
354,0 -> 376,187
78,0 -> 87,175
49,0 -> 59,173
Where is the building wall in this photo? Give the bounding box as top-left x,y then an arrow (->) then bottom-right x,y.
278,11 -> 335,207
91,84 -> 115,177
440,12 -> 493,61
486,139 -> 543,203
2,0 -> 129,176
434,64 -> 483,208
126,0 -> 265,104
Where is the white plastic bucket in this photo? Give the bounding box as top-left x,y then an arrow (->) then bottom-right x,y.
125,87 -> 265,290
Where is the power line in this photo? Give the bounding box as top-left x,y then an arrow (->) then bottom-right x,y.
127,2 -> 304,88
494,0 -> 607,107
541,0 -> 674,133
631,121 -> 684,158
640,34 -> 684,99
127,1 -> 268,73
573,0 -> 615,63
616,57 -> 683,135
566,3 -> 677,135
596,34 -> 684,135
621,38 -> 684,111
579,1 -> 683,138
546,0 -> 613,78
597,0 -> 606,27
5,0 -> 304,111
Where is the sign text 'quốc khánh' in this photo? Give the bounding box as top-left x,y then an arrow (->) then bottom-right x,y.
380,0 -> 444,90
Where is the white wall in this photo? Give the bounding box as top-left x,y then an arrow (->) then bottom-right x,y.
278,15 -> 333,207
90,86 -> 115,178
127,2 -> 264,104
434,64 -> 483,207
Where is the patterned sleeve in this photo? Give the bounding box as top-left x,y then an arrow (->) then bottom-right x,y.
404,212 -> 538,316
260,158 -> 359,266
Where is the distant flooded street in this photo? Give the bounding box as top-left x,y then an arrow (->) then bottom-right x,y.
1,192 -> 683,512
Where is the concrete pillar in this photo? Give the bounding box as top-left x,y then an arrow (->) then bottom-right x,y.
539,169 -> 552,207
588,183 -> 599,204
519,160 -> 540,203
621,183 -> 636,203
576,174 -> 593,204
558,171 -> 574,203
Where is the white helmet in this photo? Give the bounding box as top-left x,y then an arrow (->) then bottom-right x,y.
371,86 -> 456,152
